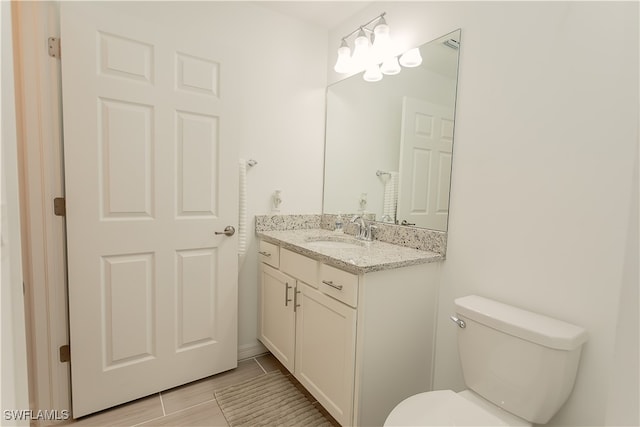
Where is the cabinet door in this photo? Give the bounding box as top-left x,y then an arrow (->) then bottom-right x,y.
259,264 -> 295,372
295,283 -> 356,426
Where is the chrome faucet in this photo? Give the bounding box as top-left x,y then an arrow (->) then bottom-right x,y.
351,215 -> 366,238
350,215 -> 376,241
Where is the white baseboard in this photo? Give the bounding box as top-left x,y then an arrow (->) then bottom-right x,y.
238,341 -> 268,361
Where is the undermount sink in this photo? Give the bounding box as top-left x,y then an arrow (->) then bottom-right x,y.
305,237 -> 366,250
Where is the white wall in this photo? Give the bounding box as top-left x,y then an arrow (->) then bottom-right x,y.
329,2 -> 638,426
1,1 -> 30,424
228,3 -> 327,356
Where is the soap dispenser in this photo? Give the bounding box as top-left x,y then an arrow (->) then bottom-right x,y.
335,213 -> 344,234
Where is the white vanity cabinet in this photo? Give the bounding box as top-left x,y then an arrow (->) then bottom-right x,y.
259,265 -> 295,371
258,240 -> 439,427
295,281 -> 357,425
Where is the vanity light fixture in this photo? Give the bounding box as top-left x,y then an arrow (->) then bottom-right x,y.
371,16 -> 391,59
363,64 -> 383,82
333,13 -> 388,78
333,39 -> 352,74
399,48 -> 423,68
380,56 -> 401,75
333,13 -> 422,82
351,28 -> 371,71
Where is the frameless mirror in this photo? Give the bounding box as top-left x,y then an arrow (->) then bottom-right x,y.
323,29 -> 461,231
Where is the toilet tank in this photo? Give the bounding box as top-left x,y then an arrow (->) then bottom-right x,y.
454,295 -> 588,424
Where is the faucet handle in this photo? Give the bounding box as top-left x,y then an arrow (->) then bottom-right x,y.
364,224 -> 377,241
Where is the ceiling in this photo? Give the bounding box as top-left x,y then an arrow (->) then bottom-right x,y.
255,1 -> 372,29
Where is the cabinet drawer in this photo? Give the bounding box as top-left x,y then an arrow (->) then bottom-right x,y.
280,248 -> 318,288
319,264 -> 359,307
259,240 -> 280,268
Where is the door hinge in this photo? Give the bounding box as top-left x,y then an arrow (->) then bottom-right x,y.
59,345 -> 70,363
48,37 -> 60,58
53,197 -> 65,216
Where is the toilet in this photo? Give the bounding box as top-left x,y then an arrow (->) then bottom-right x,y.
385,295 -> 588,426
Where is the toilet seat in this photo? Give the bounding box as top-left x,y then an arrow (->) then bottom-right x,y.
384,390 -> 531,426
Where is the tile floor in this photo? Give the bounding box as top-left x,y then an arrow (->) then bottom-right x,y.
60,353 -> 339,427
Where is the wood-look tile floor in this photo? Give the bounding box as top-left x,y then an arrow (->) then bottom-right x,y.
60,353 -> 339,427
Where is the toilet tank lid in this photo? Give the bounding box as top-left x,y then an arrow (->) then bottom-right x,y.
454,295 -> 588,350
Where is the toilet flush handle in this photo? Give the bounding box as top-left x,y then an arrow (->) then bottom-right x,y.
450,315 -> 466,328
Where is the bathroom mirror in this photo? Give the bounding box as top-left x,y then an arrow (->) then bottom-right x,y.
323,29 -> 461,231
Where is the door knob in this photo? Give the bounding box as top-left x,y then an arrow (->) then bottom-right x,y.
215,226 -> 235,236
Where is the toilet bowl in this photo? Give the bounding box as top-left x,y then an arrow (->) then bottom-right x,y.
384,295 -> 588,426
385,390 -> 530,426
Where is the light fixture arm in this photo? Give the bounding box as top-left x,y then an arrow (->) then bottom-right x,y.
339,12 -> 386,42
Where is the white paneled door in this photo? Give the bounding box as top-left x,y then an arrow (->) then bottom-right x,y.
397,97 -> 454,231
60,3 -> 238,417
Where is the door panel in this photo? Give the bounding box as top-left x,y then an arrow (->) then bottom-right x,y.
176,249 -> 218,350
99,98 -> 154,218
176,112 -> 219,217
61,2 -> 237,417
102,253 -> 155,368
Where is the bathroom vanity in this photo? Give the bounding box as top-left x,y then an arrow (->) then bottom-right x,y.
256,228 -> 442,426
254,26 -> 460,426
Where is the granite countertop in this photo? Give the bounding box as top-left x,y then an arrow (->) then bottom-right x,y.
257,228 -> 442,274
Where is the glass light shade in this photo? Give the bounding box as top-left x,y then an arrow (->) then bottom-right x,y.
334,42 -> 352,74
373,19 -> 389,38
372,18 -> 391,58
352,29 -> 370,70
381,56 -> 401,75
363,64 -> 383,82
399,48 -> 423,67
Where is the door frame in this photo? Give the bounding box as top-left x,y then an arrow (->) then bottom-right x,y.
12,1 -> 71,422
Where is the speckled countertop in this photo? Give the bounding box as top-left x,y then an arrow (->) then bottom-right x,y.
257,229 -> 442,274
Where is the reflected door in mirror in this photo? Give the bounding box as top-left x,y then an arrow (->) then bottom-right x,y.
397,97 -> 453,231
